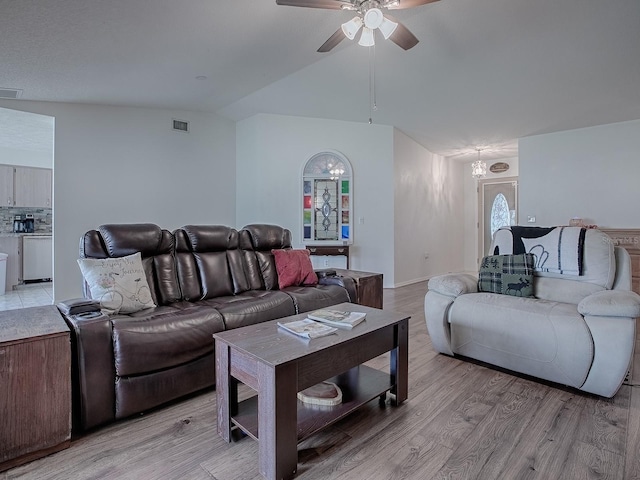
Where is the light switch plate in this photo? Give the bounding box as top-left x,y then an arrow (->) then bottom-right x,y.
527,216 -> 536,223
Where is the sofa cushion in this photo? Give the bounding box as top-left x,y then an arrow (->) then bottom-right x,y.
78,252 -> 156,314
478,254 -> 534,297
272,249 -> 318,288
449,293 -> 594,388
111,304 -> 225,377
81,224 -> 181,306
243,224 -> 292,290
203,290 -> 295,330
282,284 -> 350,313
176,226 -> 237,300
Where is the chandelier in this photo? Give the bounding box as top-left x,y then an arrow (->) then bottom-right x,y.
471,148 -> 487,179
329,166 -> 345,180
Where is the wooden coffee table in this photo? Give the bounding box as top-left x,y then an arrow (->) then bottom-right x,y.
214,302 -> 409,480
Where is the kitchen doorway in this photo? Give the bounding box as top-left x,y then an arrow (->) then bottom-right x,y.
0,107 -> 54,310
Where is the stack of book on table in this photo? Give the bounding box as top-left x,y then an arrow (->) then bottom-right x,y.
277,309 -> 366,339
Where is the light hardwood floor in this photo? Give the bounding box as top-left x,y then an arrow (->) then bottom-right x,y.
4,281 -> 640,480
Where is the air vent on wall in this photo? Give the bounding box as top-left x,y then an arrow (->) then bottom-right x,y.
172,119 -> 189,133
0,88 -> 23,99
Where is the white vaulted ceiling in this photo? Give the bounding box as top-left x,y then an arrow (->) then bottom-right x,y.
1,0 -> 639,160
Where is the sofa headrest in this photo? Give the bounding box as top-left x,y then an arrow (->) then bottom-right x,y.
242,224 -> 291,251
180,225 -> 238,252
92,223 -> 173,258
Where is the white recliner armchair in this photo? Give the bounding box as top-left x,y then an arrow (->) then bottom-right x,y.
424,227 -> 640,397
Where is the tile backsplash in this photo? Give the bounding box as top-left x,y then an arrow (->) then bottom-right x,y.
0,207 -> 52,234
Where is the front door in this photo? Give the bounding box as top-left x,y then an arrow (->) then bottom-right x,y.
478,177 -> 518,262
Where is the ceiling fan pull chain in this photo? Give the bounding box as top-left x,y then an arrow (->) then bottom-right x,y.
368,44 -> 377,124
372,43 -> 377,112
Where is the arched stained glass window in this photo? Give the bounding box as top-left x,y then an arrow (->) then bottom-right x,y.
302,151 -> 353,243
490,193 -> 511,237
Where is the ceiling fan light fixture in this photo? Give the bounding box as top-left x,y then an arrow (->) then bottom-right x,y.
358,26 -> 376,46
378,16 -> 398,39
363,8 -> 384,29
341,16 -> 363,40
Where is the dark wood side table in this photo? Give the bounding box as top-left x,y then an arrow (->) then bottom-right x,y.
215,303 -> 409,480
305,245 -> 350,269
0,306 -> 71,472
333,268 -> 383,309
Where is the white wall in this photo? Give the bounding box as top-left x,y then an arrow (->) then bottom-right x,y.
462,157 -> 519,272
0,100 -> 236,302
519,119 -> 640,228
393,130 -> 465,286
236,113 -> 396,286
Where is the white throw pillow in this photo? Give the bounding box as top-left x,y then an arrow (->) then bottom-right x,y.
77,252 -> 156,315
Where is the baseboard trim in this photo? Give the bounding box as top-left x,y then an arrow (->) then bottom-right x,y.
393,276 -> 430,288
391,271 -> 478,289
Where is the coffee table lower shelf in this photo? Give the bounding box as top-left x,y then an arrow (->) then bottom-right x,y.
231,365 -> 391,443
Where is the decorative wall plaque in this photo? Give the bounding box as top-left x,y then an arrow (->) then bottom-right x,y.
489,162 -> 510,174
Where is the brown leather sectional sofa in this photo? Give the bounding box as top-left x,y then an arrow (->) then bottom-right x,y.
58,223 -> 357,431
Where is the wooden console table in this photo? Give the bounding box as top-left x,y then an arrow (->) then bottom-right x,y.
305,245 -> 349,269
0,306 -> 71,472
601,229 -> 640,295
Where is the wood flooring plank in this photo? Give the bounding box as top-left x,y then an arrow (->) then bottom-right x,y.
576,386 -> 630,456
562,440 -> 624,480
495,388 -> 586,479
624,386 -> 640,479
433,391 -> 543,480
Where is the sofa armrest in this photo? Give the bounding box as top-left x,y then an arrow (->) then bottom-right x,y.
319,275 -> 358,304
57,303 -> 116,431
428,273 -> 478,298
578,290 -> 640,318
57,297 -> 100,316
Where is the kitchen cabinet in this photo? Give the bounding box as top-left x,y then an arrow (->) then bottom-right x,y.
14,167 -> 52,208
0,236 -> 21,292
0,165 -> 14,207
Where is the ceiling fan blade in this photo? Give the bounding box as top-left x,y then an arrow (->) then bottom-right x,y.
385,0 -> 440,10
276,0 -> 354,10
317,27 -> 347,52
387,18 -> 419,50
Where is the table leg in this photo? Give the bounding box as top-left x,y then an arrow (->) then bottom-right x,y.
390,318 -> 409,405
216,341 -> 232,442
258,362 -> 298,480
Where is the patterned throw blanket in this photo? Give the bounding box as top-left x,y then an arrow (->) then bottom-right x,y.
492,226 -> 587,275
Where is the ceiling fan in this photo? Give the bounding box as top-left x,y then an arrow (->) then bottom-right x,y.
275,0 -> 440,52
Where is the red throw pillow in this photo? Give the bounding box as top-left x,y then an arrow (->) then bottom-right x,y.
272,249 -> 319,289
